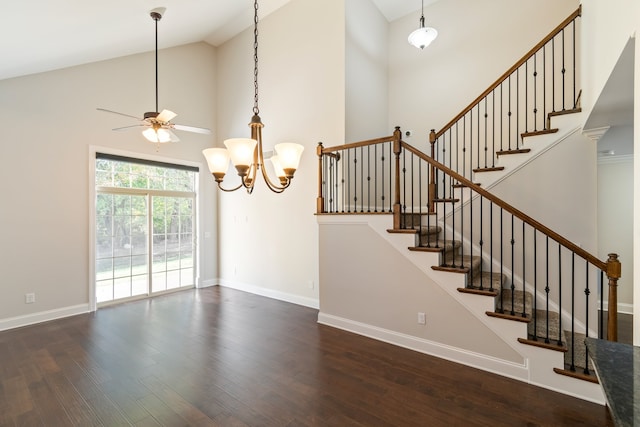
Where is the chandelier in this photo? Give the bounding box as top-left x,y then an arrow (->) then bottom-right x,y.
408,0 -> 438,50
202,0 -> 304,194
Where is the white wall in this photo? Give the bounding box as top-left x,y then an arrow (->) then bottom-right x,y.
388,0 -> 578,145
0,42 -> 218,327
581,0 -> 638,116
345,0 -> 389,141
598,152 -> 634,313
214,0 -> 345,307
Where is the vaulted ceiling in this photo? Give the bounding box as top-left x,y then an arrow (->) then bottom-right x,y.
3,0 -> 438,81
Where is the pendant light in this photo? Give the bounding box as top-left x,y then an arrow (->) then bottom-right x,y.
408,0 -> 438,50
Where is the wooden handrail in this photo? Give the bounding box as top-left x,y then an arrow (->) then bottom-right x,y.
435,6 -> 582,139
401,141 -> 606,271
320,135 -> 395,154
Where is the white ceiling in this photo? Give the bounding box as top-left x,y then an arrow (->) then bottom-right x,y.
2,0 -> 429,81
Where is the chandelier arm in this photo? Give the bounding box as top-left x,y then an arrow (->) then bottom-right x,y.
216,181 -> 244,192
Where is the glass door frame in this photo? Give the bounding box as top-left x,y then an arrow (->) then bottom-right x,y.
88,146 -> 201,312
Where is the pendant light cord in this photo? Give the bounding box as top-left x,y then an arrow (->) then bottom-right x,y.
253,0 -> 260,115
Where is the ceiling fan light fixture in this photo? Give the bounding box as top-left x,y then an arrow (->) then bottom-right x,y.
142,127 -> 172,143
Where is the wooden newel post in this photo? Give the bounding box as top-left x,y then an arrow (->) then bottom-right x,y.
605,253 -> 621,342
393,126 -> 402,230
316,142 -> 325,214
429,129 -> 437,214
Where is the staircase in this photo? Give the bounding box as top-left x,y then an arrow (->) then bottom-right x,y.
315,6 -> 621,403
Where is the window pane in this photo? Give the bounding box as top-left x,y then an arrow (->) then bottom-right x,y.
96,258 -> 113,280
180,251 -> 193,268
113,257 -> 131,278
131,234 -> 147,256
152,272 -> 166,293
167,270 -> 180,289
114,195 -> 131,215
96,236 -> 113,259
131,197 -> 147,215
181,268 -> 194,286
96,194 -> 113,216
131,255 -> 147,276
96,280 -> 113,303
132,275 -> 148,296
114,277 -> 131,299
152,253 -> 166,273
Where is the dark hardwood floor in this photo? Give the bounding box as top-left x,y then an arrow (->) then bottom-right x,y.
0,287 -> 613,426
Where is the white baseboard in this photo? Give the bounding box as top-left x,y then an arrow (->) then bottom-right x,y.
217,279 -> 319,309
198,278 -> 218,288
601,301 -> 633,315
0,304 -> 90,332
317,312 -> 529,382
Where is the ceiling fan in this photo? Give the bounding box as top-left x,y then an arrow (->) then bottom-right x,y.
97,7 -> 211,144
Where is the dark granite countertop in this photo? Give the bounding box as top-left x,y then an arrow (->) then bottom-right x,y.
585,337 -> 638,427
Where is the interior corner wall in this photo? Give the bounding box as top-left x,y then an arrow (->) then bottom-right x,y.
388,0 -> 578,147
597,150 -> 634,313
214,0 -> 345,307
581,0 -> 639,118
0,42 -> 218,325
345,0 -> 389,142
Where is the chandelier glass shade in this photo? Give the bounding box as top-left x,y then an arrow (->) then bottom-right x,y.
202,0 -> 304,193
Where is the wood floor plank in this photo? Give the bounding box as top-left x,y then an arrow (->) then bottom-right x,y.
0,287 -> 614,426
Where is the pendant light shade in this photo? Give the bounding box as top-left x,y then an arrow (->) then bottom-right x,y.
408,26 -> 438,50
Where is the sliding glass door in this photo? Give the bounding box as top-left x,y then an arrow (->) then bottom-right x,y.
95,154 -> 197,305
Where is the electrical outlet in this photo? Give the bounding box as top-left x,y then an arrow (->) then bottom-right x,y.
417,312 -> 426,325
25,293 -> 35,304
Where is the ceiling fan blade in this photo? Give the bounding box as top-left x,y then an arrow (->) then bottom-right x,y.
112,124 -> 147,132
173,124 -> 212,135
97,108 -> 142,120
168,130 -> 180,142
156,109 -> 177,123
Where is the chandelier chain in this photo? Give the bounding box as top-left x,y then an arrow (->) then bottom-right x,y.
253,0 -> 260,115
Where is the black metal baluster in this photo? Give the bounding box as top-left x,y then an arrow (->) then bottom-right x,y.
533,230 -> 538,340
584,261 -> 591,375
456,122 -> 460,176
470,108 -> 474,173
508,75 -> 512,150
562,28 -> 566,110
510,215 -> 515,316
557,244 -> 563,346
522,221 -> 526,318
552,36 -> 556,113
374,145 -> 378,212
545,236 -> 550,343
572,20 -> 577,108
599,270 -> 604,339
489,202 -> 494,292
359,146 -> 363,212
402,150 -> 406,222
525,59 -> 529,132
484,97 -> 488,169
346,149 -> 350,212
570,252 -> 575,370
533,52 -> 538,132
543,44 -> 547,130
499,208 -> 504,312
367,146 -> 371,213
516,68 -> 520,149
463,116 -> 467,180
381,145 -> 385,213
492,90 -> 496,168
479,196 -> 484,290
410,152 -> 415,227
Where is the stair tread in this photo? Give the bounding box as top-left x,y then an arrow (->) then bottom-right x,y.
548,107 -> 582,117
521,128 -> 559,138
496,288 -> 533,317
496,148 -> 531,156
473,166 -> 505,173
527,309 -> 562,342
